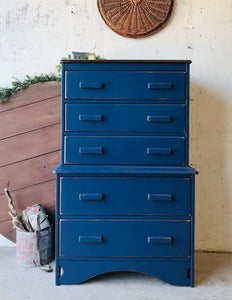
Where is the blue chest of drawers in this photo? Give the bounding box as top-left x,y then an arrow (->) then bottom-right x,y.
53,60 -> 197,286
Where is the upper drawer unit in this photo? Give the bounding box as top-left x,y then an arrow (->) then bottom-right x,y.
65,71 -> 186,100
64,136 -> 185,165
65,104 -> 185,133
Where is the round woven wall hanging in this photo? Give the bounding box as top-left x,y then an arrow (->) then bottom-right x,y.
97,0 -> 174,39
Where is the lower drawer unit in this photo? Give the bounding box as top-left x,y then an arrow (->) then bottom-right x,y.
59,219 -> 190,258
60,177 -> 191,215
55,168 -> 196,286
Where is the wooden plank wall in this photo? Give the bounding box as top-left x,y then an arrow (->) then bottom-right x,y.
0,82 -> 61,242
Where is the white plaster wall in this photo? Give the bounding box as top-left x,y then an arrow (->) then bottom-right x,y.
0,0 -> 232,251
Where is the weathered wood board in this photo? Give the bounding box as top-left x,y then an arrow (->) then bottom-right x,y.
0,82 -> 61,242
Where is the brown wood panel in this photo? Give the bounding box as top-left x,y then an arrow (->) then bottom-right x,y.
0,123 -> 61,167
0,180 -> 56,224
0,81 -> 61,242
0,96 -> 61,140
0,151 -> 60,194
0,219 -> 16,242
0,81 -> 61,113
0,206 -> 55,243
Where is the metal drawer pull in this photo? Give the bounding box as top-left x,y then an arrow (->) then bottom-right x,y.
79,147 -> 103,155
147,147 -> 172,155
147,115 -> 172,123
148,83 -> 173,90
79,82 -> 103,89
148,194 -> 173,202
79,193 -> 104,201
79,114 -> 103,122
148,236 -> 173,244
79,235 -> 103,244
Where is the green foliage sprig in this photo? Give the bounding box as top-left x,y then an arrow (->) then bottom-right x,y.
0,73 -> 61,103
55,54 -> 71,74
0,53 -> 105,103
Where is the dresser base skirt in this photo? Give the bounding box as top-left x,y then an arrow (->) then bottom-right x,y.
56,258 -> 193,286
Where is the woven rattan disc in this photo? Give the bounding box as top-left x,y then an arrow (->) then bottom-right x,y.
97,0 -> 174,38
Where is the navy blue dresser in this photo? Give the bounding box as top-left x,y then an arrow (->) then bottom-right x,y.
53,60 -> 197,286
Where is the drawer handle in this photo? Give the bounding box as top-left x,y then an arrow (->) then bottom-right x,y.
79,82 -> 103,89
79,147 -> 103,155
147,116 -> 172,123
79,235 -> 103,244
148,236 -> 173,244
148,83 -> 173,90
148,194 -> 173,202
79,193 -> 104,201
147,147 -> 172,155
79,114 -> 103,122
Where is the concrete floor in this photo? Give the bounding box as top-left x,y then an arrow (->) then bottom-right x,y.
0,248 -> 231,300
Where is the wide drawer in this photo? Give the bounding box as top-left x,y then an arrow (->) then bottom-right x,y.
60,177 -> 191,215
65,71 -> 186,100
59,219 -> 190,257
65,104 -> 185,133
64,136 -> 185,165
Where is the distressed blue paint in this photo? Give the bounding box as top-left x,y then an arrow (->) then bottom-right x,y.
65,71 -> 186,100
59,219 -> 190,258
54,60 -> 197,287
65,104 -> 186,133
59,177 -> 190,216
64,136 -> 185,165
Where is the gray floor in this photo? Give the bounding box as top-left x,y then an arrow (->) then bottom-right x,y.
0,248 -> 231,300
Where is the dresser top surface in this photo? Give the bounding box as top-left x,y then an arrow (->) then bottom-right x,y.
61,59 -> 192,64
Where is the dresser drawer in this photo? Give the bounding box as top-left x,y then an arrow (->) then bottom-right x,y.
59,219 -> 190,258
60,177 -> 190,215
65,71 -> 186,100
65,104 -> 185,133
64,136 -> 185,165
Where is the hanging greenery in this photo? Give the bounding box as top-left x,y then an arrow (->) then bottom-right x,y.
0,54 -> 104,103
0,73 -> 61,103
0,55 -> 70,103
